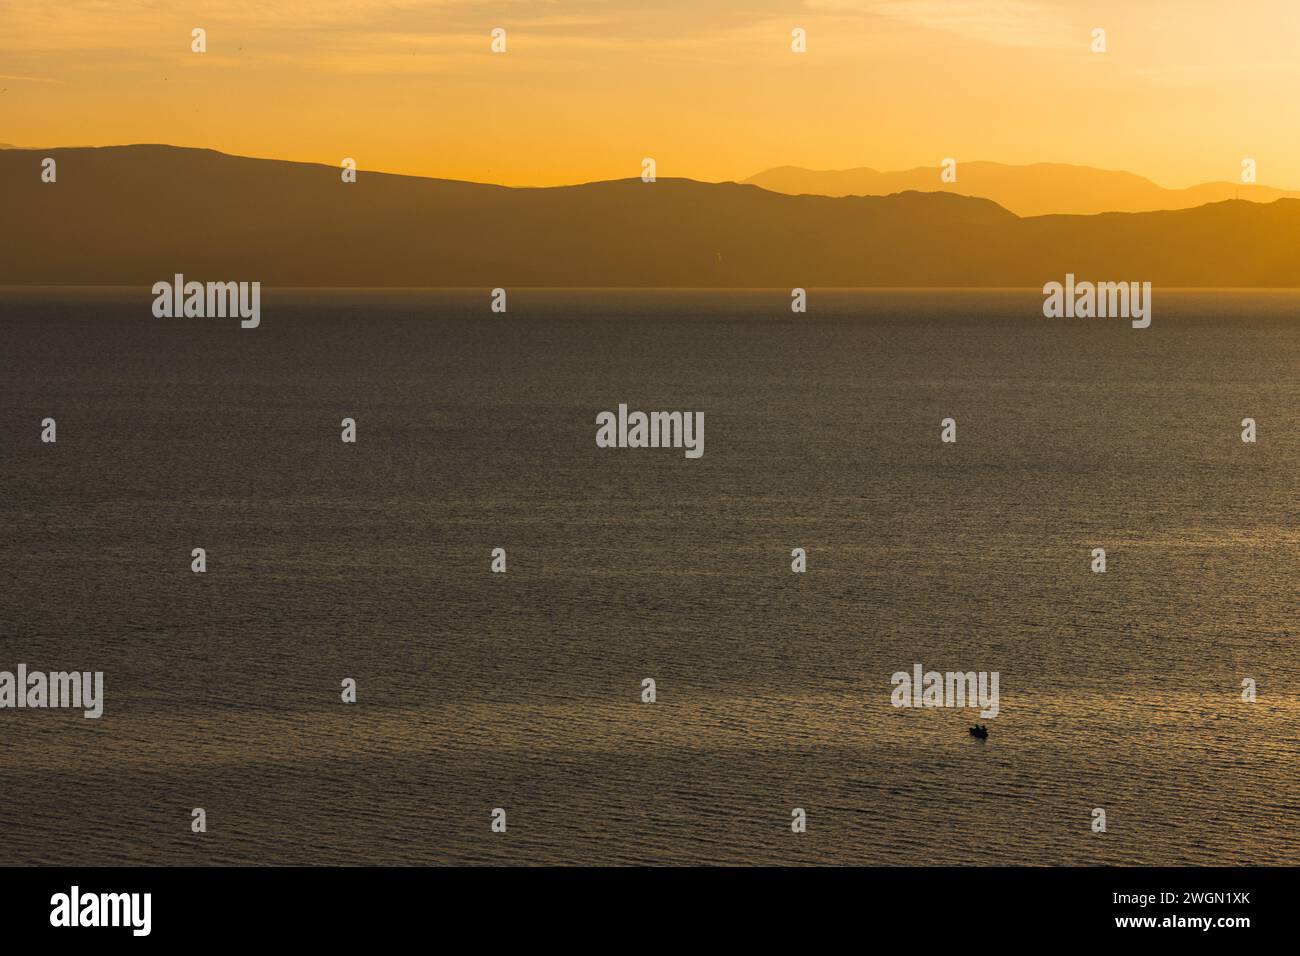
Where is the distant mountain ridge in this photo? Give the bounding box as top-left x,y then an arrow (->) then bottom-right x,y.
744,161 -> 1300,217
3,145 -> 1299,288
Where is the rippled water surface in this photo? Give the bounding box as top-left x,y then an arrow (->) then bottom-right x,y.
0,288 -> 1296,865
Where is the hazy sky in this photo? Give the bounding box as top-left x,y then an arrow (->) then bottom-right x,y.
3,0 -> 1298,188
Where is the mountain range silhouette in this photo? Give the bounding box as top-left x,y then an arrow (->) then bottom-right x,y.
3,145 -> 1298,288
745,161 -> 1300,217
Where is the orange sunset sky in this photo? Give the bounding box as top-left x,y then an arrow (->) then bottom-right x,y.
3,0 -> 1298,189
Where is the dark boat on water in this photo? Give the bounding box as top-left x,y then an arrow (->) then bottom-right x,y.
968,724 -> 988,739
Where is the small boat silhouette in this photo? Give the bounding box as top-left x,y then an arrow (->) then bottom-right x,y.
968,724 -> 988,739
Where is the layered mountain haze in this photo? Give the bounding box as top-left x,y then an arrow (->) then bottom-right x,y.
745,162 -> 1300,218
4,145 -> 1300,288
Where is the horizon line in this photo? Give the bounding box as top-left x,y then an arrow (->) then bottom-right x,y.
7,285 -> 1300,294
7,142 -> 1299,196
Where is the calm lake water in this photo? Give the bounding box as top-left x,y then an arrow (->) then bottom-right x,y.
0,288 -> 1296,865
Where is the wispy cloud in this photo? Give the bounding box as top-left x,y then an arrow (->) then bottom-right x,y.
0,0 -> 634,74
806,0 -> 1072,48
0,0 -> 533,55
